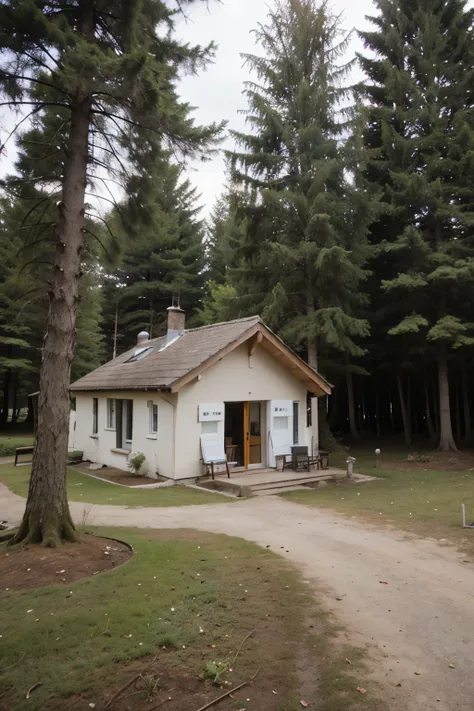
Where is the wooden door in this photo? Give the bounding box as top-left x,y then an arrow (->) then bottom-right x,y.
243,401 -> 262,469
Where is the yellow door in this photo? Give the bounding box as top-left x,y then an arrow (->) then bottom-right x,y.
244,401 -> 262,468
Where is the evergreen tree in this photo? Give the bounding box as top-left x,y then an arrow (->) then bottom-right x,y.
103,149 -> 206,354
226,0 -> 373,386
0,0 -> 221,545
358,0 -> 474,451
0,181 -> 106,413
205,195 -> 232,285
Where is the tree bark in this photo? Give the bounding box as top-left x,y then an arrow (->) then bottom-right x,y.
346,364 -> 360,439
396,373 -> 412,448
462,363 -> 471,442
0,367 -> 10,427
455,375 -> 462,443
424,376 -> 435,442
437,346 -> 458,452
11,372 -> 18,425
375,389 -> 381,438
307,337 -> 317,370
11,1 -> 94,546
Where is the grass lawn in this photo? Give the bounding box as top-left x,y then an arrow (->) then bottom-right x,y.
0,465 -> 229,507
283,448 -> 474,551
0,434 -> 35,457
0,528 -> 383,711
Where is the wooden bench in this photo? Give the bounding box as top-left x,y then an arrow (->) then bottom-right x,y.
14,445 -> 34,466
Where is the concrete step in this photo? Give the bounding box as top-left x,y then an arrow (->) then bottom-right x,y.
253,485 -> 311,495
249,474 -> 332,492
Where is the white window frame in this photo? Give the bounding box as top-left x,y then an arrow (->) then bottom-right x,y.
106,398 -> 116,430
92,397 -> 98,436
148,400 -> 158,436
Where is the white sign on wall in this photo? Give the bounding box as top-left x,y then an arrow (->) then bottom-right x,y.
271,400 -> 291,416
198,403 -> 225,422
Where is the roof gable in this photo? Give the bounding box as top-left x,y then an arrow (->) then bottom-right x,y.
70,316 -> 331,396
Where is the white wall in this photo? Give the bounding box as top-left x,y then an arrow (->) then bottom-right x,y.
174,343 -> 308,479
68,410 -> 76,451
74,391 -> 176,478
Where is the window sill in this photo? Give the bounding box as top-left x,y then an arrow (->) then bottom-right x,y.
146,435 -> 157,440
110,448 -> 129,456
104,427 -> 116,432
90,434 -> 99,439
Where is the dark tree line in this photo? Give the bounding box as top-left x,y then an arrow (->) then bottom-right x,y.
203,0 -> 474,452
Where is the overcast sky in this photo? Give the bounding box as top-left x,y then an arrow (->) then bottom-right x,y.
176,0 -> 375,216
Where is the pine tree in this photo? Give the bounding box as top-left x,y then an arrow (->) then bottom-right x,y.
0,0 -> 221,545
358,0 -> 474,451
226,0 -> 373,378
103,149 -> 206,354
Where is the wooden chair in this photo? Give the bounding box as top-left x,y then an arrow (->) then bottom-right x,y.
282,446 -> 327,472
200,435 -> 230,480
14,445 -> 34,466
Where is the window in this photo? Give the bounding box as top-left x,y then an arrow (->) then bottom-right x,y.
125,400 -> 133,443
106,398 -> 116,429
148,401 -> 158,435
201,421 -> 218,434
92,398 -> 98,435
127,346 -> 153,363
293,401 -> 299,444
115,399 -> 133,450
306,391 -> 312,427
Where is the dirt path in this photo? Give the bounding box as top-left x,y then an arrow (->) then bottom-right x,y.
2,484 -> 474,710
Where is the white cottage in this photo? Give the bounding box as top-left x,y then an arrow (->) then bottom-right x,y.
70,307 -> 332,481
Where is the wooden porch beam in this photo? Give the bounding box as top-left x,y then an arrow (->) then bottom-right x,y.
248,331 -> 263,356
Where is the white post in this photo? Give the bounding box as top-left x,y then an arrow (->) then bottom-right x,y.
311,397 -> 319,454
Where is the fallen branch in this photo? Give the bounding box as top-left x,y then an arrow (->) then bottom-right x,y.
193,669 -> 260,711
232,629 -> 256,665
0,652 -> 25,672
26,682 -> 42,699
101,655 -> 158,711
101,675 -> 140,711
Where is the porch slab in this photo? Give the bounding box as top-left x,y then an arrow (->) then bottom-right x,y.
199,467 -> 348,496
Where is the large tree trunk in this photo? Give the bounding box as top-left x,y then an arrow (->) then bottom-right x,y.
346,364 -> 360,439
11,5 -> 93,547
11,372 -> 18,425
396,373 -> 412,448
424,376 -> 435,442
437,346 -> 458,452
462,363 -> 471,442
0,367 -> 10,427
375,389 -> 381,438
307,336 -> 317,370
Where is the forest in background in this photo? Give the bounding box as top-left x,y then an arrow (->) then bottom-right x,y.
1,0 -> 473,453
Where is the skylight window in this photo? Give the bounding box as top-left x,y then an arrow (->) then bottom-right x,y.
127,346 -> 153,363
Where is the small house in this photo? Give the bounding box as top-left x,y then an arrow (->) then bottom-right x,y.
70,307 -> 332,480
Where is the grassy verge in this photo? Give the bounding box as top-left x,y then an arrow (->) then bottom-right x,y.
0,435 -> 34,457
283,448 -> 474,551
0,528 -> 383,711
0,464 -> 230,507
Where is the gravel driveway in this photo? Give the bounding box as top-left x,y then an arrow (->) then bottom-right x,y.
2,484 -> 474,710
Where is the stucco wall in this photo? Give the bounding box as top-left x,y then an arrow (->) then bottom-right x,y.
74,391 -> 175,478
174,343 -> 308,479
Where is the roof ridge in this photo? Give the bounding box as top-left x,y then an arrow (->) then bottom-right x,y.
184,315 -> 261,334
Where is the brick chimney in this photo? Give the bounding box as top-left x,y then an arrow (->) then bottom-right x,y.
167,305 -> 185,338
